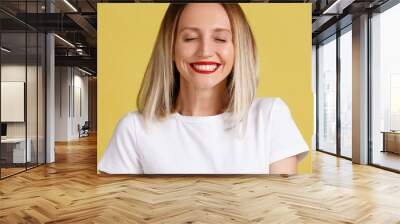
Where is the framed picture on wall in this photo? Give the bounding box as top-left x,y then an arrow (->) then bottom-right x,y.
1,81 -> 25,122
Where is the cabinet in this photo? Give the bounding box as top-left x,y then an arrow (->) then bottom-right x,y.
382,132 -> 400,154
0,138 -> 32,164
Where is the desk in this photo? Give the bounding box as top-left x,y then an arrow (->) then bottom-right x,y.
1,138 -> 31,163
381,131 -> 400,154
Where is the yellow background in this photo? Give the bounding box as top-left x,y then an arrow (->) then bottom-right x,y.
98,3 -> 313,173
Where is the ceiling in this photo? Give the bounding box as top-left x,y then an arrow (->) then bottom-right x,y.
0,0 -> 393,75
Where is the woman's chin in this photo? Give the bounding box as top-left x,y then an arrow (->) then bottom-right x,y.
186,80 -> 220,90
191,83 -> 219,90
182,73 -> 227,90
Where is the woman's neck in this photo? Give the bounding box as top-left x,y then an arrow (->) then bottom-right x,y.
175,80 -> 229,116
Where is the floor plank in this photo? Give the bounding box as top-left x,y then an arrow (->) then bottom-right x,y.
0,134 -> 400,223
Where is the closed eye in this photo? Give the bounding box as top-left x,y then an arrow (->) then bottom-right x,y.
184,38 -> 197,42
215,38 -> 227,43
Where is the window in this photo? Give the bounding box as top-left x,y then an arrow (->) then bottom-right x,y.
318,36 -> 337,155
371,2 -> 400,171
339,28 -> 352,158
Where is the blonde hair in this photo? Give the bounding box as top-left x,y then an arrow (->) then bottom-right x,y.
137,3 -> 258,136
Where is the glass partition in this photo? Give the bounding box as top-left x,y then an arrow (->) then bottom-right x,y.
27,30 -> 38,169
371,3 -> 400,171
0,1 -> 46,179
38,32 -> 45,165
339,27 -> 352,158
318,35 -> 337,155
1,30 -> 28,178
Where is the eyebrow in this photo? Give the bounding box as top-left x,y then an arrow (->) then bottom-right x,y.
178,27 -> 232,34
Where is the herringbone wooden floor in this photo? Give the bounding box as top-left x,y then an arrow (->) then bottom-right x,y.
1,134 -> 400,224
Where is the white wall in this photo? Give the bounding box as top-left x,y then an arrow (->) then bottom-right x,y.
1,65 -> 26,129
70,72 -> 89,139
1,64 -> 39,137
55,67 -> 70,141
55,67 -> 89,141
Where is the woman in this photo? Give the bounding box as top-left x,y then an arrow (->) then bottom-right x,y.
98,3 -> 309,174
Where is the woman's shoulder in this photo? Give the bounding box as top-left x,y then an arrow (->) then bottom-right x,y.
114,111 -> 141,131
118,111 -> 140,122
252,97 -> 287,112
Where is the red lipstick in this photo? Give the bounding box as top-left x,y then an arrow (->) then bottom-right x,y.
190,61 -> 221,75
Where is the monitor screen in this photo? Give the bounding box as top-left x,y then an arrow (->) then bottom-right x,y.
1,123 -> 7,137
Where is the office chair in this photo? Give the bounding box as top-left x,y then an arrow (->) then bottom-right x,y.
79,121 -> 90,138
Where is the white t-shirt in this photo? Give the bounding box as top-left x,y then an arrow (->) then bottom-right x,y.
98,97 -> 309,174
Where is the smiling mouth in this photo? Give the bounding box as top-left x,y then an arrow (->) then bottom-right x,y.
190,62 -> 221,75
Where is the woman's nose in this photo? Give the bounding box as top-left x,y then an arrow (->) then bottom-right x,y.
197,38 -> 214,58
